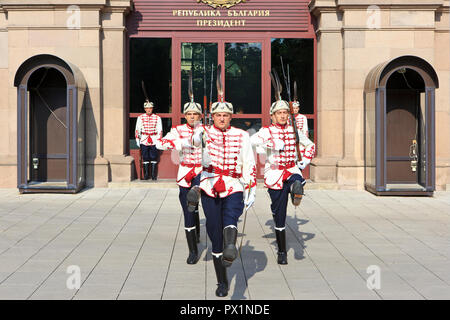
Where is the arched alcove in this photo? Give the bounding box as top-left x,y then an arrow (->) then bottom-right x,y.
15,54 -> 87,194
364,56 -> 439,196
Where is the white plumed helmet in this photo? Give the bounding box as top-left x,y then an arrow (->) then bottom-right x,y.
269,70 -> 289,115
184,70 -> 202,114
143,101 -> 154,109
270,100 -> 290,115
211,64 -> 234,114
184,102 -> 202,114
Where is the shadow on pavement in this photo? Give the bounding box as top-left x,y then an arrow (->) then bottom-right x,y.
264,212 -> 315,261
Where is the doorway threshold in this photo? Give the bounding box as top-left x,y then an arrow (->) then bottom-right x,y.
27,181 -> 68,188
386,183 -> 426,191
19,181 -> 80,194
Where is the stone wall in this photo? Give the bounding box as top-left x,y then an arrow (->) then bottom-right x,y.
309,0 -> 450,190
0,0 -> 132,188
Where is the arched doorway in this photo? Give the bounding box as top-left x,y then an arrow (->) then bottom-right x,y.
28,67 -> 68,183
15,55 -> 87,194
364,56 -> 439,196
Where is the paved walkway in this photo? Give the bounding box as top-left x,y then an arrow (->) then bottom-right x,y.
0,187 -> 449,300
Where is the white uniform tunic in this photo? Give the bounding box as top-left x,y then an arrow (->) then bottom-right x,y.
294,113 -> 309,138
135,113 -> 162,146
156,124 -> 202,188
198,125 -> 256,198
251,123 -> 315,190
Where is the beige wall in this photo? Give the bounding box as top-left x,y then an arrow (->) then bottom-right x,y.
0,0 -> 448,191
0,1 -> 132,188
310,0 -> 450,190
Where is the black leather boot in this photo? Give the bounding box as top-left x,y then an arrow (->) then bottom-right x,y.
143,163 -> 150,180
290,180 -> 304,206
185,229 -> 198,265
222,226 -> 238,267
275,229 -> 288,265
194,207 -> 200,243
186,186 -> 200,213
213,256 -> 228,297
151,162 -> 158,180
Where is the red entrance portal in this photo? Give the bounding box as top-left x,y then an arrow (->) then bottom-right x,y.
126,1 -> 317,180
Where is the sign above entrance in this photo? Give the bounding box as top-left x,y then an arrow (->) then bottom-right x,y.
197,0 -> 246,9
128,0 -> 311,33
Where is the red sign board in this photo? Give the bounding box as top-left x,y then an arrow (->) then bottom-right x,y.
128,0 -> 311,33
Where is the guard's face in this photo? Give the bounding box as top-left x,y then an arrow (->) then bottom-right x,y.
293,105 -> 299,115
145,107 -> 153,115
213,112 -> 232,131
273,110 -> 289,126
185,112 -> 202,127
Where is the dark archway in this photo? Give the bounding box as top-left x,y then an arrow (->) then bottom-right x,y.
28,67 -> 68,183
364,56 -> 439,196
15,54 -> 87,194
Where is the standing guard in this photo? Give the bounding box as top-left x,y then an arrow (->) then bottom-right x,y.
135,99 -> 162,180
192,65 -> 256,297
250,71 -> 315,265
156,71 -> 203,264
292,81 -> 309,138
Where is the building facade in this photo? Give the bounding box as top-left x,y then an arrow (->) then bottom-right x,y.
0,0 -> 449,193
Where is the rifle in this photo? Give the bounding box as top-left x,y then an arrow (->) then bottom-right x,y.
208,63 -> 214,125
203,49 -> 207,123
139,80 -> 149,179
277,61 -> 303,162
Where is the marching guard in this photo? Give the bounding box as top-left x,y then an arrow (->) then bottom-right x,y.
135,99 -> 162,180
250,71 -> 315,265
191,65 -> 257,297
156,72 -> 203,264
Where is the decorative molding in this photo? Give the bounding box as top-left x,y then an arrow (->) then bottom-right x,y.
102,26 -> 128,32
6,25 -> 102,30
315,25 -> 448,36
1,5 -> 105,12
342,26 -> 437,31
6,25 -> 130,32
197,0 -> 247,9
101,5 -> 133,15
310,0 -> 447,15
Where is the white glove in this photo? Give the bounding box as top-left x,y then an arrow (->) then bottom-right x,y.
244,185 -> 256,209
181,139 -> 192,149
272,139 -> 285,151
192,126 -> 204,147
136,139 -> 140,148
297,158 -> 311,170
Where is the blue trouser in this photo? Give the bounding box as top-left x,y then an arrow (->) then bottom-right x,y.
201,191 -> 244,254
140,145 -> 159,162
178,174 -> 201,228
267,174 -> 305,229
